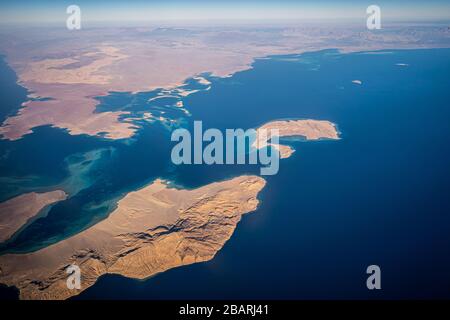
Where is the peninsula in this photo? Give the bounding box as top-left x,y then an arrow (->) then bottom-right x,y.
0,176 -> 266,300
0,191 -> 67,243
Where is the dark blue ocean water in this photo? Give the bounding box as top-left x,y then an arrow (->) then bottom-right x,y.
1,48 -> 450,299
0,55 -> 27,124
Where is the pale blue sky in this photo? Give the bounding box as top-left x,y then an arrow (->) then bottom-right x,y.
1,0 -> 449,24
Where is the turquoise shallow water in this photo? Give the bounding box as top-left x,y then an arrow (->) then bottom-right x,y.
1,48 -> 450,299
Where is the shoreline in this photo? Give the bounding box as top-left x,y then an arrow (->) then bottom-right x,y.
0,190 -> 67,243
0,175 -> 267,300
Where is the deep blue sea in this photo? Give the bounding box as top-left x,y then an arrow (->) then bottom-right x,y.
1,48 -> 450,299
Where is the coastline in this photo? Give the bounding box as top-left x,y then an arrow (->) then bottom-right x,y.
0,175 -> 267,299
0,190 -> 67,243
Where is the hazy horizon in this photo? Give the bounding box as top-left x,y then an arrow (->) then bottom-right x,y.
1,0 -> 450,25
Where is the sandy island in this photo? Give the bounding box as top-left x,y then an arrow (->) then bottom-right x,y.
0,176 -> 266,300
0,191 -> 67,243
254,119 -> 340,158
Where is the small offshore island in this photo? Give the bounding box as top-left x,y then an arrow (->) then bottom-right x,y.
255,119 -> 340,158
